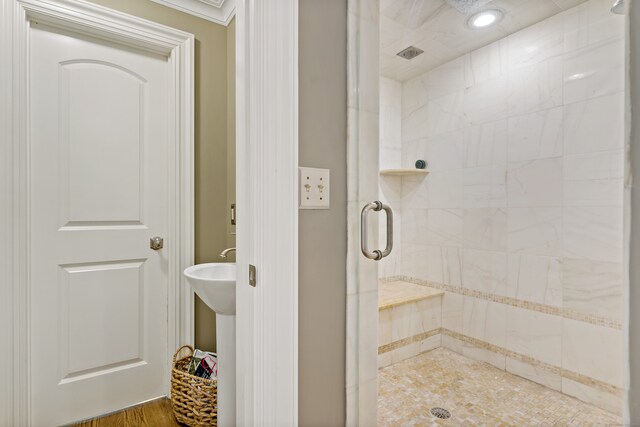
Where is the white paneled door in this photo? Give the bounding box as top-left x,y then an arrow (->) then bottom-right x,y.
29,23 -> 170,426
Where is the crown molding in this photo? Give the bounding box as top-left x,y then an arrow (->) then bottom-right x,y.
197,0 -> 225,7
150,0 -> 235,26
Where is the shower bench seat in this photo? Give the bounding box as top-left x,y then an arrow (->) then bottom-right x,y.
378,280 -> 443,310
378,280 -> 444,369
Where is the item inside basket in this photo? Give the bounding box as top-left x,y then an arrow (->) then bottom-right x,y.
188,349 -> 218,379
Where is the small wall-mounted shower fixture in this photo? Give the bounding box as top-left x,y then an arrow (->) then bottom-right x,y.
611,0 -> 625,14
397,46 -> 424,60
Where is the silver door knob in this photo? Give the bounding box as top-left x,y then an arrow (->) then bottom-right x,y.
150,236 -> 164,250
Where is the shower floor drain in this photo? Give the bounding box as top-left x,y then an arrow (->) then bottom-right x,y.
430,407 -> 452,419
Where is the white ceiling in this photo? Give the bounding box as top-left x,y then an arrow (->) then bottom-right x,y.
380,0 -> 589,81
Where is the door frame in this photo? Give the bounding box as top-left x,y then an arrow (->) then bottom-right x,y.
235,0 -> 299,425
0,0 -> 194,424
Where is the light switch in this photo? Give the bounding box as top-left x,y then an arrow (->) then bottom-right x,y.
299,167 -> 330,209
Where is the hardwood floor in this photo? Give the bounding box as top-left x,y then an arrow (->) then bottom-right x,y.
72,398 -> 184,427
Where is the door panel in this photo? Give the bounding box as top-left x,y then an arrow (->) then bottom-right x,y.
29,24 -> 169,426
60,61 -> 144,225
60,260 -> 143,379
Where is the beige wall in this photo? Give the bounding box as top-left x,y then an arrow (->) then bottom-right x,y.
227,19 -> 236,249
86,0 -> 232,352
299,0 -> 348,426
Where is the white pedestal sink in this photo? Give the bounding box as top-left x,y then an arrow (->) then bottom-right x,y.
184,263 -> 236,427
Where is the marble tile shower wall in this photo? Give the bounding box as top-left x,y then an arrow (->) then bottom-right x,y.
379,77 -> 403,278
384,0 -> 624,412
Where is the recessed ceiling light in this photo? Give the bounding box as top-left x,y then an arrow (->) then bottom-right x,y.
468,9 -> 503,29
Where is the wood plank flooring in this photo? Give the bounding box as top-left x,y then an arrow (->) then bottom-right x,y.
72,398 -> 184,427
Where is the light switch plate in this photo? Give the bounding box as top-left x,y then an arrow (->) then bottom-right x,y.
299,167 -> 330,209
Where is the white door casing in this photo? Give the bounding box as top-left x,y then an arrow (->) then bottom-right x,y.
1,0 -> 194,425
235,0 -> 298,425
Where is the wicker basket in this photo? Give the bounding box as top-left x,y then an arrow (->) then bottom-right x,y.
170,345 -> 218,426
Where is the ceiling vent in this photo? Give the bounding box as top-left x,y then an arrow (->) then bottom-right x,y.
444,0 -> 494,13
397,46 -> 424,60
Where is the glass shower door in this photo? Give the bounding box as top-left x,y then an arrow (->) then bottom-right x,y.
346,0 -> 382,425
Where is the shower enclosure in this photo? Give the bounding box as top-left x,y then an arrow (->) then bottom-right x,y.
347,0 -> 630,424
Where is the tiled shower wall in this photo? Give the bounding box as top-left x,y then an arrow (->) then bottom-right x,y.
379,77 -> 403,278
379,0 -> 624,414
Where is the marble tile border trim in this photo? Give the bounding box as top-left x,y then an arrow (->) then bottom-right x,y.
376,325 -> 623,397
440,328 -> 624,398
378,329 -> 441,355
384,276 -> 623,330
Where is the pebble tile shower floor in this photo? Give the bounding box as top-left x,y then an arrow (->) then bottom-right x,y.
378,348 -> 622,426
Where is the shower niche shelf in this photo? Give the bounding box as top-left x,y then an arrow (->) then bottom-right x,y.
379,168 -> 430,177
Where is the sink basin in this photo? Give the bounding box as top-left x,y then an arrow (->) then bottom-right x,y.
184,262 -> 237,426
184,263 -> 236,315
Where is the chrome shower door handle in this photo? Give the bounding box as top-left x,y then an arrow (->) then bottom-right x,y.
361,201 -> 393,261
380,203 -> 393,258
361,202 -> 381,260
